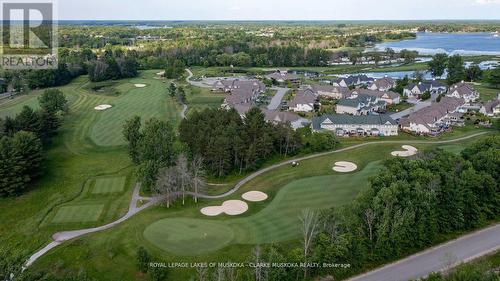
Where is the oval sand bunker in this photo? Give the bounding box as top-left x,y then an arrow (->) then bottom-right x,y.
134,83 -> 147,88
242,191 -> 268,202
94,104 -> 112,111
333,161 -> 358,173
391,145 -> 418,157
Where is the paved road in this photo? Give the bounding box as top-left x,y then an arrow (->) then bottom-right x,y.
185,69 -> 213,89
267,87 -> 289,110
390,100 -> 432,120
347,223 -> 500,281
23,132 -> 490,268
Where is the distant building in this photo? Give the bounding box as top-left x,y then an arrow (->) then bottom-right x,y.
288,89 -> 318,112
404,81 -> 447,99
446,82 -> 479,103
350,88 -> 401,105
312,114 -> 398,137
263,110 -> 309,129
336,94 -> 385,116
400,97 -> 466,135
368,77 -> 396,92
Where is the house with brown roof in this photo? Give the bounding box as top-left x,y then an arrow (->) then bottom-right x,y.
480,96 -> 500,117
212,79 -> 266,93
308,84 -> 349,99
288,88 -> 318,112
266,70 -> 301,85
350,88 -> 401,105
446,82 -> 479,103
368,77 -> 396,92
400,97 -> 466,135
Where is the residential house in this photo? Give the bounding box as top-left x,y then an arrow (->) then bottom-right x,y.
480,98 -> 500,117
403,81 -> 447,99
350,88 -> 401,105
288,89 -> 318,112
446,82 -> 479,103
263,110 -> 309,129
212,79 -> 266,93
312,114 -> 398,137
309,84 -> 349,99
368,77 -> 396,92
336,94 -> 386,115
266,70 -> 301,85
333,75 -> 374,87
400,97 -> 466,135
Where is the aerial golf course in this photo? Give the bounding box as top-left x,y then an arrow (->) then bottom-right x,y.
0,70 -> 493,280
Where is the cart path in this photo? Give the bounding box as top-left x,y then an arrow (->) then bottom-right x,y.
24,131 -> 490,268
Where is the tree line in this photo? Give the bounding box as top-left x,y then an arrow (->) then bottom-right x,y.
178,107 -> 338,177
0,90 -> 68,197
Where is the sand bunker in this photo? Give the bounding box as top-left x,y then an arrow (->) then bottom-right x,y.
333,161 -> 358,173
242,191 -> 268,202
391,145 -> 418,157
134,83 -> 147,88
94,104 -> 112,111
200,200 -> 248,217
156,71 -> 165,76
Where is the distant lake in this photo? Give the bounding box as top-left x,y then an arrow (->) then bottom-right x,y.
374,32 -> 500,56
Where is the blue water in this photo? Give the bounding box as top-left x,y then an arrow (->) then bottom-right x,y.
374,32 -> 500,55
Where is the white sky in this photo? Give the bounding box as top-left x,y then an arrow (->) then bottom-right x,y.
58,0 -> 500,20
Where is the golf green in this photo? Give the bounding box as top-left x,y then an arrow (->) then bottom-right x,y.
143,161 -> 381,255
92,176 -> 127,194
51,204 -> 105,223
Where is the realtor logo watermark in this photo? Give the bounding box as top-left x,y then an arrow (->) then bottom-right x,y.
1,0 -> 58,69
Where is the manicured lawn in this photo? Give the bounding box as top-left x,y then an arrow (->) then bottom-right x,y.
144,218 -> 235,255
475,83 -> 499,102
92,176 -> 127,194
52,204 -> 105,223
185,84 -> 226,113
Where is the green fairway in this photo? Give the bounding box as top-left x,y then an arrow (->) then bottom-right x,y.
90,74 -> 181,146
52,204 -> 104,223
144,218 -> 235,255
143,161 -> 380,255
92,176 -> 127,194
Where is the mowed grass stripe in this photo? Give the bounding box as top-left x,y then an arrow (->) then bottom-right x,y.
92,176 -> 127,194
52,204 -> 105,223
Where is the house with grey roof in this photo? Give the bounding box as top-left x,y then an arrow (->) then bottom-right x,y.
263,110 -> 309,129
446,82 -> 479,103
350,88 -> 401,105
312,114 -> 398,137
336,94 -> 385,115
309,84 -> 349,99
404,81 -> 447,99
288,88 -> 318,112
368,77 -> 396,92
400,97 -> 466,135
